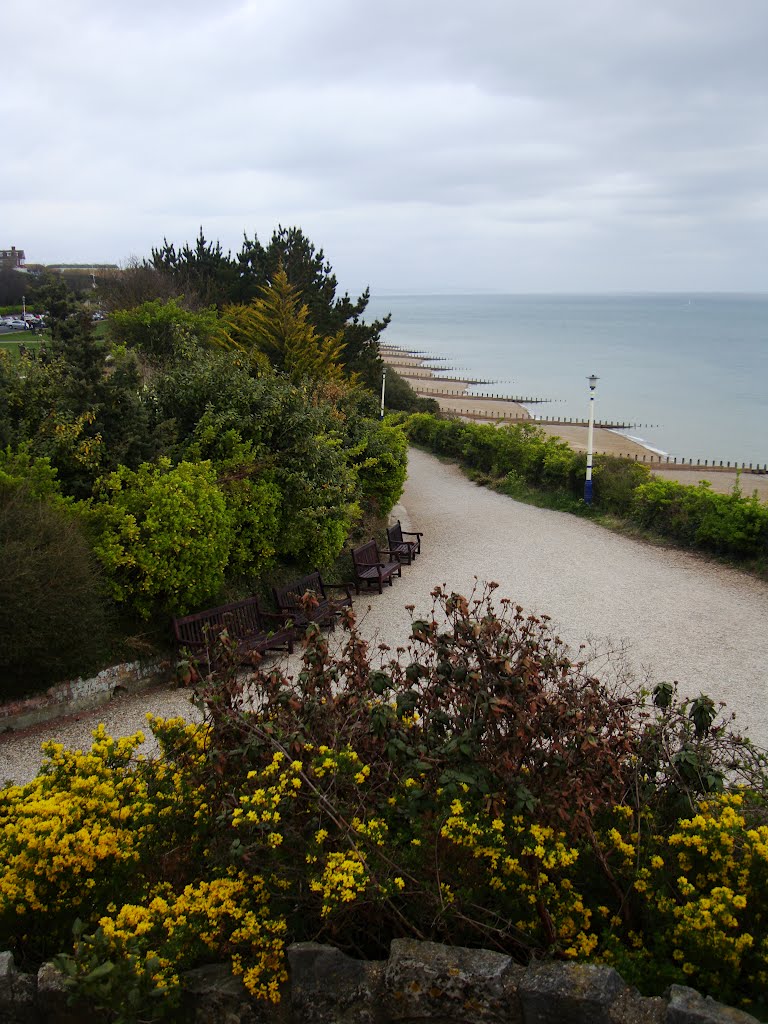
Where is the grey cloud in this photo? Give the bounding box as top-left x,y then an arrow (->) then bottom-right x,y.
2,0 -> 766,290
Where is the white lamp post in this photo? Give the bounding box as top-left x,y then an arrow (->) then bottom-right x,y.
380,368 -> 387,418
584,374 -> 599,504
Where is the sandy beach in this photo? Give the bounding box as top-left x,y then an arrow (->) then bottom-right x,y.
384,346 -> 768,499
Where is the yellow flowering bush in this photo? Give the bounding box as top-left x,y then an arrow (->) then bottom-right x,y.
3,587 -> 768,1019
615,794 -> 768,1006
0,718 -> 213,962
60,873 -> 287,1017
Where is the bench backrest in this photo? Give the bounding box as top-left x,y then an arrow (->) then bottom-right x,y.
352,540 -> 380,569
387,522 -> 405,547
274,571 -> 326,614
173,597 -> 265,646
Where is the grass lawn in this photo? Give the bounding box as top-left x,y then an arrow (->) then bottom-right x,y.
0,331 -> 46,354
0,321 -> 109,359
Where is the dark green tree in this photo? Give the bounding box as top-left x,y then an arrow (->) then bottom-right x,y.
0,269 -> 27,307
147,226 -> 389,379
0,464 -> 113,695
150,228 -> 240,309
258,226 -> 390,378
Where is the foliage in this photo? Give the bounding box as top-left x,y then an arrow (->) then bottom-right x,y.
220,268 -> 346,382
2,586 -> 766,1020
146,352 -> 403,571
631,477 -> 768,559
380,366 -> 441,414
97,257 -> 190,314
149,226 -> 389,377
149,230 -> 241,309
347,420 -> 409,516
1,324 -> 165,499
108,298 -> 220,362
91,458 -> 233,618
185,425 -> 282,582
591,455 -> 652,513
0,477 -> 113,696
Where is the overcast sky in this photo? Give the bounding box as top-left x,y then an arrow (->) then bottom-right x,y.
3,0 -> 767,294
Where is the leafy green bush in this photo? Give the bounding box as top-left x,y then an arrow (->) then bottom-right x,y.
91,458 -> 233,618
0,480 -> 113,696
631,478 -> 768,559
591,455 -> 651,514
380,366 -> 440,413
352,421 -> 409,516
108,298 -> 220,361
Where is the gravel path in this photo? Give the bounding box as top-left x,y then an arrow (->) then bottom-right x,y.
3,446 -> 767,786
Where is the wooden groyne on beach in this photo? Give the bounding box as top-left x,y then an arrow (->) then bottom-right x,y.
382,345 -> 768,481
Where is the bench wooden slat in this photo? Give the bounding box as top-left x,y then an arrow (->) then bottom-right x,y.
172,596 -> 294,667
351,540 -> 402,594
386,520 -> 422,564
273,571 -> 353,632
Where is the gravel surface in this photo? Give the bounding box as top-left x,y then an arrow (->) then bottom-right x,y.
3,445 -> 767,786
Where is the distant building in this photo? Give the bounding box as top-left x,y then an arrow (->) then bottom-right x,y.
0,246 -> 26,270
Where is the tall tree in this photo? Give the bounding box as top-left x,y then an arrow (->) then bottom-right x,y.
150,228 -> 239,309
146,226 -> 389,379
258,226 -> 390,377
221,268 -> 345,383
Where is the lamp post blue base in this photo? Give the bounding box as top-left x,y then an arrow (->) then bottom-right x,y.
584,479 -> 593,505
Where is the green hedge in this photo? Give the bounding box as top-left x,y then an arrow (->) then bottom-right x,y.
400,413 -> 767,562
632,478 -> 768,558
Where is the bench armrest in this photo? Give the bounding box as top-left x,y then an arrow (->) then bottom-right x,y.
324,582 -> 354,595
260,609 -> 293,624
400,529 -> 422,539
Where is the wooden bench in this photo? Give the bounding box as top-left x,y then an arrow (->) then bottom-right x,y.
386,519 -> 423,564
351,540 -> 402,594
273,571 -> 354,632
172,596 -> 294,668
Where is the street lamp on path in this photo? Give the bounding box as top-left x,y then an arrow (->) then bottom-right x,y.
380,368 -> 387,419
584,374 -> 599,505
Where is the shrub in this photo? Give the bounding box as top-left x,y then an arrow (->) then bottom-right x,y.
591,456 -> 651,514
108,299 -> 220,362
2,587 -> 766,1018
0,484 -> 114,696
376,366 -> 439,414
631,478 -> 768,559
91,458 -> 233,618
352,421 -> 409,516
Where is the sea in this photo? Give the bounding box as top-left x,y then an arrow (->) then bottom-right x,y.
364,293 -> 768,467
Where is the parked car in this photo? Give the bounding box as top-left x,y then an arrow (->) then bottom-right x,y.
6,319 -> 28,330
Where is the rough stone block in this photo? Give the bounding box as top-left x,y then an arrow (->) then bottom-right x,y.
383,937 -> 524,1022
288,942 -> 386,1024
666,985 -> 763,1024
0,950 -> 39,1023
36,961 -> 93,1024
609,987 -> 666,1024
180,962 -> 276,1023
518,960 -> 627,1024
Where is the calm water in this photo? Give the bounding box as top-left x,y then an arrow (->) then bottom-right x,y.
365,294 -> 768,466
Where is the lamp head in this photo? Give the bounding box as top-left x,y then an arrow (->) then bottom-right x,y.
587,374 -> 599,390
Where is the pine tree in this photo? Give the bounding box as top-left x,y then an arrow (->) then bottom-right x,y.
220,268 -> 345,383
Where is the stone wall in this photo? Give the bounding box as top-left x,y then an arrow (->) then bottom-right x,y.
1,940 -> 763,1024
0,659 -> 172,733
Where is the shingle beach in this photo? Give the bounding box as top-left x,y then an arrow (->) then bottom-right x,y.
2,445 -> 767,787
